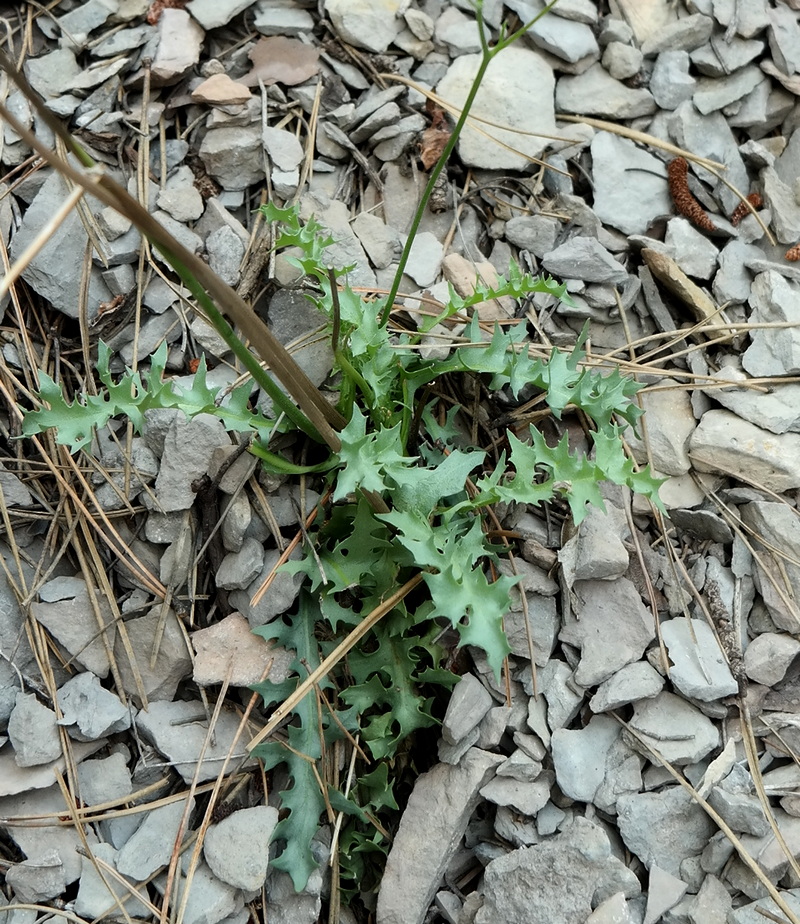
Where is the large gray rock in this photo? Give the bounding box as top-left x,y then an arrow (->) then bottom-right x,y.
77,753 -> 140,848
474,817 -> 640,924
113,606 -> 192,702
624,692 -> 719,765
660,618 -> 738,701
135,700 -> 254,784
325,0 -> 404,52
8,172 -> 112,319
154,413 -> 230,512
0,784 -> 98,883
7,692 -> 61,767
551,714 -> 620,804
689,410 -> 800,492
204,806 -> 278,891
57,671 -> 130,740
591,132 -> 671,235
556,63 -> 656,119
542,236 -> 627,285
617,786 -> 716,876
742,271 -> 800,376
116,794 -> 195,880
75,844 -> 150,919
560,579 -> 655,687
436,45 -> 556,170
376,748 -> 503,924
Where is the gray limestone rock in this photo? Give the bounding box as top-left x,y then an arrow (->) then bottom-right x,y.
713,241 -> 762,304
761,166 -> 800,244
474,817 -> 641,924
376,748 -> 503,924
693,66 -> 764,114
625,692 -> 720,766
641,14 -> 713,55
708,765 -> 769,837
77,753 -> 140,848
57,671 -> 130,740
204,806 -> 278,891
691,35 -> 764,76
75,843 -> 150,919
560,579 -> 655,687
435,7 -> 482,56
590,662 -> 664,713
742,271 -> 800,376
442,674 -> 493,745
661,618 -> 738,701
480,771 -> 553,816
703,365 -> 800,434
228,547 -> 304,628
667,101 -> 749,215
155,859 -> 242,924
740,501 -> 800,633
602,42 -> 643,80
113,606 -> 193,702
155,413 -> 230,512
206,225 -> 245,288
254,1 -> 314,36
186,0 -> 252,28
325,0 -> 404,52
650,50 -> 696,110
617,786 -> 716,876
24,48 -> 81,99
136,699 -> 253,783
0,784 -> 98,883
300,195 -> 376,289
151,9 -> 203,84
558,504 -> 628,584
352,212 -> 400,269
526,11 -> 600,64
729,893 -> 800,924
744,632 -> 800,685
5,851 -> 66,903
436,46 -> 556,170
591,132 -> 671,236
768,2 -> 800,75
556,63 -> 656,119
505,215 -> 559,256
7,693 -> 61,768
116,795 -> 195,880
644,866 -> 688,924
551,714 -> 620,804
31,577 -> 116,679
8,171 -> 112,319
689,410 -> 800,493
665,218 -> 719,279
403,230 -> 443,287
542,236 -> 627,285
626,379 -> 697,475
215,537 -> 265,591
199,125 -> 265,191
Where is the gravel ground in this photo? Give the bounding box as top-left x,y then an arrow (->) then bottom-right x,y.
3,1 -> 800,923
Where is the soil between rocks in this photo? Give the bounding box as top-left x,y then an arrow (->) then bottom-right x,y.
3,2 -> 800,924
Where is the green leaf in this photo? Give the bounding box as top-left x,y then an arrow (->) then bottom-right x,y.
332,407 -> 417,501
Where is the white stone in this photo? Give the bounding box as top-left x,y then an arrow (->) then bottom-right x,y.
436,46 -> 556,170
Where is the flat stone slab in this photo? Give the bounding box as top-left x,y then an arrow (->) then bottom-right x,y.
135,699 -> 254,783
436,45 -> 556,170
376,748 -> 503,924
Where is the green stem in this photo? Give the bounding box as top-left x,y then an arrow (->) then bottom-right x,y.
165,250 -> 323,441
381,0 -> 563,326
